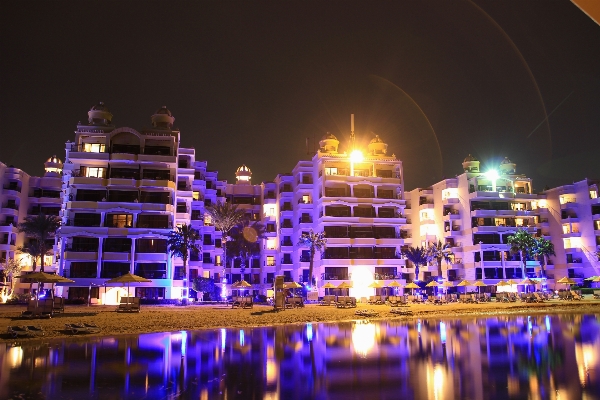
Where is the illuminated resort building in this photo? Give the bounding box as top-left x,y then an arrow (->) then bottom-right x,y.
407,155 -> 550,283
0,157 -> 63,273
2,104 -> 599,300
542,179 -> 600,279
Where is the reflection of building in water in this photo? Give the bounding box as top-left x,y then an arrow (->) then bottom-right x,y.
0,316 -> 598,398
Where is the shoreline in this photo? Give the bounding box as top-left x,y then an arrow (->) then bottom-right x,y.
1,300 -> 600,343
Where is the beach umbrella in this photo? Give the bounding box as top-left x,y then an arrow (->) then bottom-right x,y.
323,282 -> 335,295
496,280 -> 508,287
284,281 -> 303,297
456,280 -> 472,294
584,276 -> 598,281
405,281 -> 420,295
519,278 -> 536,293
557,276 -> 576,290
337,281 -> 353,295
388,281 -> 401,287
473,280 -> 487,294
105,273 -> 152,306
426,281 -> 440,287
16,272 -> 74,308
368,281 -> 383,288
592,276 -> 600,282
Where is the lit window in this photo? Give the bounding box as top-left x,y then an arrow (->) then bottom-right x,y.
590,190 -> 598,199
204,214 -> 212,225
266,256 -> 276,266
266,239 -> 276,250
83,143 -> 105,153
215,255 -> 221,266
193,191 -> 201,201
84,167 -> 105,178
302,195 -> 310,204
441,188 -> 458,200
325,167 -> 338,176
107,214 -> 133,228
263,205 -> 276,217
562,224 -> 570,234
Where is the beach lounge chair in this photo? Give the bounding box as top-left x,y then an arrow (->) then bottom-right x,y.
388,296 -> 399,307
241,296 -> 254,309
65,323 -> 101,334
533,292 -> 545,303
117,297 -> 141,312
25,325 -> 45,336
570,291 -> 583,300
319,295 -> 333,306
231,296 -> 241,308
390,308 -> 413,316
593,290 -> 600,300
21,299 -> 37,318
355,309 -> 379,317
7,326 -> 34,338
52,297 -> 65,314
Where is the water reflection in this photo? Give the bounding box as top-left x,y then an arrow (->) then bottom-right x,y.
1,314 -> 599,399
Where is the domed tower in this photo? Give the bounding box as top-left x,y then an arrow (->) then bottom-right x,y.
151,106 -> 175,130
87,102 -> 113,125
499,157 -> 516,175
235,165 -> 252,184
462,154 -> 480,173
319,132 -> 339,154
367,135 -> 388,156
44,155 -> 63,176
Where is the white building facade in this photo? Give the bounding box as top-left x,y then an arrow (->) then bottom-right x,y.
2,105 -> 600,300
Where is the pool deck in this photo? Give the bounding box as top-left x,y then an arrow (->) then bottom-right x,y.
1,299 -> 600,342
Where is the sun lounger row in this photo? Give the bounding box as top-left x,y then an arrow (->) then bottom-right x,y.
7,325 -> 45,338
231,296 -> 253,309
355,309 -> 379,317
21,299 -> 54,319
286,297 -> 304,308
387,296 -> 408,306
368,296 -> 384,305
336,296 -> 357,308
65,323 -> 101,334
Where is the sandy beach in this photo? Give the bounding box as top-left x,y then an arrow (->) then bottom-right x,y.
2,299 -> 600,342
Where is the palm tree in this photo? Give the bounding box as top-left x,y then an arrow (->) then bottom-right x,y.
228,220 -> 265,281
297,229 -> 327,288
532,237 -> 555,278
404,246 -> 428,282
205,201 -> 245,274
17,241 -> 49,294
17,213 -> 60,272
507,229 -> 536,278
426,240 -> 454,279
167,224 -> 200,303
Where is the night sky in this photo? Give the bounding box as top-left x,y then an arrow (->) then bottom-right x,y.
1,1 -> 599,191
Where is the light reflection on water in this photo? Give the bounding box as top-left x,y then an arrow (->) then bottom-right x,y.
1,314 -> 599,400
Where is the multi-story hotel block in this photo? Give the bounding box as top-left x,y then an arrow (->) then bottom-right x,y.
542,179 -> 600,279
408,156 -> 551,284
1,157 -> 62,272
1,104 -> 599,301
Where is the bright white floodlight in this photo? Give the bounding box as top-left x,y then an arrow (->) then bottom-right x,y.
485,170 -> 499,180
350,150 -> 364,163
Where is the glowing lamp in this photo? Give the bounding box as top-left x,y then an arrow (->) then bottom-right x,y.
485,169 -> 499,180
350,150 -> 364,163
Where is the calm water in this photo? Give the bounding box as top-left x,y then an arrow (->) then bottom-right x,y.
1,314 -> 599,400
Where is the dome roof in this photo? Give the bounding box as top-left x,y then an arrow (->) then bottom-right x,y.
370,135 -> 384,144
90,102 -> 109,112
321,132 -> 338,141
155,106 -> 172,116
236,165 -> 251,174
463,154 -> 478,163
500,157 -> 512,165
46,155 -> 63,165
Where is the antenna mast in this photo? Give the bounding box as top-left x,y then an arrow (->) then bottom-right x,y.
350,114 -> 355,150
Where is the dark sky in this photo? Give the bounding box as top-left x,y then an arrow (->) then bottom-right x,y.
2,1 -> 599,191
